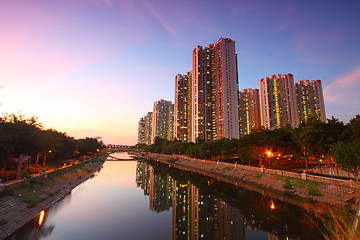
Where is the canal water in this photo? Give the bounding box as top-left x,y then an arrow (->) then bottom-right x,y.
6,152 -> 329,240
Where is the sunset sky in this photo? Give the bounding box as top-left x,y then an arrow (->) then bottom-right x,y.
1,0 -> 359,145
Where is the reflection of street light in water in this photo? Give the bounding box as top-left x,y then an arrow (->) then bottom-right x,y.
38,210 -> 45,226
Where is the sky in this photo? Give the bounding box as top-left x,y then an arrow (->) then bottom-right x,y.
1,0 -> 360,145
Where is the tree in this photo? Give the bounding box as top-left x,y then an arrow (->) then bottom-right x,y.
76,137 -> 104,156
298,117 -> 328,173
342,115 -> 360,141
332,140 -> 360,181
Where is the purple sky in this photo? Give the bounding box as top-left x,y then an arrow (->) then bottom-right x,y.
1,0 -> 359,145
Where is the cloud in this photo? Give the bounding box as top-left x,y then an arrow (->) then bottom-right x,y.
141,1 -> 177,36
324,64 -> 360,103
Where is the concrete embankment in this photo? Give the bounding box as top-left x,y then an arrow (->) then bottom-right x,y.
142,152 -> 360,213
0,154 -> 107,240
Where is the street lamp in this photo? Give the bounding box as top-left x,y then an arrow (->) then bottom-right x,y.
43,150 -> 52,168
270,200 -> 275,210
267,151 -> 272,167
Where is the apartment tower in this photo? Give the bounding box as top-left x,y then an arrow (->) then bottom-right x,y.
138,117 -> 146,144
144,112 -> 153,145
151,99 -> 174,143
239,88 -> 261,137
259,74 -> 298,129
191,38 -> 240,142
295,79 -> 326,123
174,72 -> 192,142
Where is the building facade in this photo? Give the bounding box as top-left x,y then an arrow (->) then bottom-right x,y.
137,117 -> 146,144
259,74 -> 298,129
190,38 -> 240,142
295,79 -> 326,123
174,72 -> 191,142
239,88 -> 261,137
144,112 -> 153,145
151,99 -> 174,143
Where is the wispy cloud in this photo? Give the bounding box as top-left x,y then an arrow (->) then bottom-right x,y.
141,0 -> 177,36
324,64 -> 360,103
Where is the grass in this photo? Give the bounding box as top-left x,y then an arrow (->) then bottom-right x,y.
0,219 -> 7,226
20,182 -> 30,189
23,194 -> 47,208
48,171 -> 63,179
283,178 -> 293,189
0,189 -> 14,198
307,182 -> 322,196
320,209 -> 359,240
79,166 -> 91,173
255,173 -> 262,178
223,167 -> 232,171
29,178 -> 38,185
294,179 -> 305,188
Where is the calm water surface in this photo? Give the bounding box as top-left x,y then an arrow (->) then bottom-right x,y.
7,152 -> 327,240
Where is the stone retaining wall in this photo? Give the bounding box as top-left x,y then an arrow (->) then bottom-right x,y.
173,154 -> 360,189
0,158 -> 100,192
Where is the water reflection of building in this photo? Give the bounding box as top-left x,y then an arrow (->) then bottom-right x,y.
149,167 -> 173,212
172,180 -> 245,240
136,162 -> 173,212
136,161 -> 151,196
172,181 -> 199,239
136,163 -> 303,240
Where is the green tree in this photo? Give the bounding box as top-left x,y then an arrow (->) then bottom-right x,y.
342,115 -> 360,141
332,140 -> 360,181
298,118 -> 328,173
76,137 -> 104,156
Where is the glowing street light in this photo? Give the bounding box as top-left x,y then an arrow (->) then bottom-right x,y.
270,201 -> 275,210
267,151 -> 272,167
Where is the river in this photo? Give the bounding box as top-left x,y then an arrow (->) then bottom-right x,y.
6,152 -> 329,240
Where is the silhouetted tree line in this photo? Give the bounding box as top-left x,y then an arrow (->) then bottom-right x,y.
138,114 -> 360,180
0,113 -> 105,168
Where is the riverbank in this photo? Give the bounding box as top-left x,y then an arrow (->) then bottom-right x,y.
0,154 -> 107,240
141,152 -> 360,213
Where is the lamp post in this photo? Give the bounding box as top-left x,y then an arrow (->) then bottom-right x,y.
267,151 -> 272,168
43,150 -> 52,168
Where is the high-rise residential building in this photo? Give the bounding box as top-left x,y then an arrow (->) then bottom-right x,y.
137,117 -> 146,144
144,112 -> 153,145
259,74 -> 298,129
174,72 -> 191,142
295,79 -> 326,123
239,88 -> 261,137
151,99 -> 174,143
191,38 -> 240,142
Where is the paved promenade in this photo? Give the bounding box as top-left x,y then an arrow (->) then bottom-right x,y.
0,155 -> 107,240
